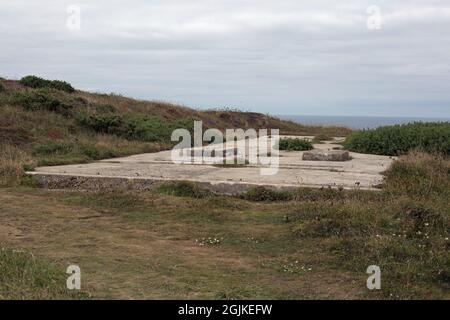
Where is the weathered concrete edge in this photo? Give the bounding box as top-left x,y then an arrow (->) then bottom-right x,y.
26,172 -> 379,194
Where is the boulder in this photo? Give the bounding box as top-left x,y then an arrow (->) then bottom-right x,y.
302,149 -> 350,161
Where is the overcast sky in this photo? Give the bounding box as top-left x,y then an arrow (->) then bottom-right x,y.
1,0 -> 450,117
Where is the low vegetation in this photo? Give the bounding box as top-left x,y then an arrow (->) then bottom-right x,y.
157,181 -> 212,198
312,134 -> 332,143
243,186 -> 293,202
19,75 -> 75,93
344,122 -> 450,156
0,152 -> 447,299
0,248 -> 88,299
279,138 -> 313,151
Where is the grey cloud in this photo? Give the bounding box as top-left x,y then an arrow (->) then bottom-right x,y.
0,0 -> 449,117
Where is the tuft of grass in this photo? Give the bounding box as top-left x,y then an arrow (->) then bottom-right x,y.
0,247 -> 89,299
243,186 -> 293,202
157,181 -> 212,198
279,138 -> 313,151
0,144 -> 33,186
344,122 -> 450,156
383,151 -> 450,197
19,75 -> 75,93
32,141 -> 74,156
312,134 -> 332,143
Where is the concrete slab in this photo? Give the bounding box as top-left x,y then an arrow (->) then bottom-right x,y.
302,150 -> 350,161
28,136 -> 395,194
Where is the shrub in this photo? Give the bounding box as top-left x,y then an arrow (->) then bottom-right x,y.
157,181 -> 212,198
279,138 -> 313,151
77,112 -> 195,143
9,90 -> 72,116
344,122 -> 450,156
91,104 -> 116,113
243,186 -> 293,202
19,75 -> 75,93
0,82 -> 5,93
76,113 -> 123,134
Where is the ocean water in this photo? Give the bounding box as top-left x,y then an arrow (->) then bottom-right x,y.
278,115 -> 450,130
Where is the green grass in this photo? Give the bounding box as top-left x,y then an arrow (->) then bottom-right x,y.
157,181 -> 213,198
0,247 -> 88,299
344,122 -> 450,156
243,186 -> 293,202
279,138 -> 313,151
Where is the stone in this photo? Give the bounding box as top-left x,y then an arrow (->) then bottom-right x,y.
302,149 -> 350,162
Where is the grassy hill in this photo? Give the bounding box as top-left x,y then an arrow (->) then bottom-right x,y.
1,76 -> 448,300
0,76 -> 351,186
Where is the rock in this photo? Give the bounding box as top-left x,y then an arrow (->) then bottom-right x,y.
302,149 -> 350,161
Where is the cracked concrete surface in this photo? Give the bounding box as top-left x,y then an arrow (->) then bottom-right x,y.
28,136 -> 395,193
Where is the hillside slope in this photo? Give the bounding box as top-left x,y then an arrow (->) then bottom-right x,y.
0,76 -> 351,185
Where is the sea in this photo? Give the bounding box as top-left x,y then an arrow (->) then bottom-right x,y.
278,115 -> 450,130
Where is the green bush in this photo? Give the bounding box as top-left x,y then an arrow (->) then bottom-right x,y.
279,138 -> 313,151
0,82 -> 5,93
344,122 -> 450,156
77,112 -> 195,143
244,186 -> 293,202
32,141 -> 73,156
9,90 -> 72,116
76,113 -> 123,134
91,104 -> 116,113
20,75 -> 75,93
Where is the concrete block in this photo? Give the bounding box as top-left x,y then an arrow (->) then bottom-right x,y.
302,149 -> 350,161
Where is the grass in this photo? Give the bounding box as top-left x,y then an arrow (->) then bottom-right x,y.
0,151 -> 448,299
157,181 -> 213,198
312,134 -> 333,143
243,186 -> 293,202
0,247 -> 88,299
344,122 -> 450,156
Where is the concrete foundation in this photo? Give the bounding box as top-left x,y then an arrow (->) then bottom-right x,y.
27,136 -> 394,194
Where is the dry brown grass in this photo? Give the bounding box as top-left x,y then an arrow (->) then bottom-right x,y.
384,150 -> 450,197
0,144 -> 33,186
